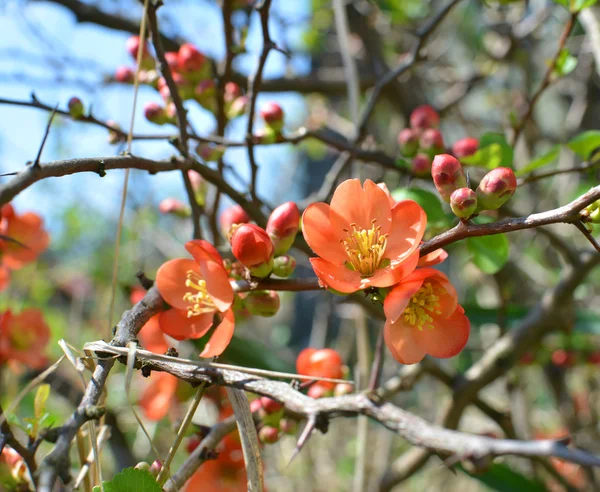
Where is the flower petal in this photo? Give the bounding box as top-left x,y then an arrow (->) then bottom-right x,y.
383,276 -> 425,323
139,372 -> 178,421
159,309 -> 213,340
309,257 -> 363,293
200,309 -> 235,358
302,203 -> 347,264
384,319 -> 426,364
368,249 -> 420,288
413,305 -> 470,359
186,239 -> 225,265
156,258 -> 199,310
385,200 -> 426,261
417,248 -> 448,267
139,314 -> 169,353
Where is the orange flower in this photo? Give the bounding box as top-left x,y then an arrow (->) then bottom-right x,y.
0,204 -> 50,270
383,268 -> 469,364
139,371 -> 179,421
156,239 -> 235,358
138,314 -> 169,354
302,179 -> 426,293
0,309 -> 50,369
417,247 -> 448,267
0,266 -> 9,292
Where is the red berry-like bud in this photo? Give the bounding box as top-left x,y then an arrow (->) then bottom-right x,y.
431,154 -> 467,202
279,418 -> 298,435
185,437 -> 201,454
219,205 -> 250,236
296,348 -> 344,381
144,102 -> 170,125
158,198 -> 190,217
224,82 -> 242,103
551,349 -> 575,368
266,202 -> 300,255
260,102 -> 284,132
243,290 -> 280,316
231,224 -> 274,277
452,137 -> 479,159
227,95 -> 249,120
250,398 -> 263,413
115,66 -> 135,83
476,167 -> 517,211
307,383 -> 332,399
196,143 -> 225,162
260,397 -> 283,414
411,153 -> 432,177
149,459 -> 162,477
410,105 -> 440,130
333,382 -> 354,396
272,255 -> 296,278
126,35 -> 154,70
450,188 -> 477,219
164,52 -> 179,72
177,43 -> 206,74
419,128 -> 444,155
397,128 -> 419,157
258,426 -> 280,444
68,97 -> 84,119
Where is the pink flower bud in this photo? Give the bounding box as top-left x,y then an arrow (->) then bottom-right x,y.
260,102 -> 284,132
476,167 -> 517,210
431,154 -> 467,202
219,205 -> 250,236
158,198 -> 190,217
126,35 -> 154,70
409,105 -> 440,130
411,153 -> 432,177
450,188 -> 477,219
196,143 -> 225,162
260,396 -> 283,414
68,97 -> 84,119
419,128 -> 444,155
106,120 -> 123,144
224,82 -> 242,103
397,128 -> 419,157
452,137 -> 479,159
266,202 -> 300,255
279,418 -> 298,435
164,52 -> 179,72
272,255 -> 296,278
187,170 -> 204,192
149,459 -> 162,477
177,43 -> 206,74
144,102 -> 170,125
244,290 -> 280,316
307,383 -> 332,399
172,72 -> 194,100
258,426 -> 280,444
115,66 -> 135,83
333,382 -> 354,397
250,398 -> 263,413
231,224 -> 274,277
227,95 -> 248,120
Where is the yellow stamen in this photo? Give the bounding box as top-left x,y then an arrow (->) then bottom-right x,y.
341,219 -> 388,277
183,270 -> 216,317
403,281 -> 441,330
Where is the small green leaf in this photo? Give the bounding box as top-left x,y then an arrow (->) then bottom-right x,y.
570,0 -> 598,11
461,133 -> 513,169
34,384 -> 50,420
395,157 -> 411,169
553,48 -> 577,77
391,188 -> 448,227
567,130 -> 600,159
467,233 -> 510,274
516,145 -> 561,176
92,468 -> 161,492
457,462 -> 547,492
552,0 -> 569,8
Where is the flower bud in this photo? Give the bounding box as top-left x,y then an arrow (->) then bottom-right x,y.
164,51 -> 179,71
450,188 -> 477,219
419,128 -> 444,156
231,224 -> 274,277
144,102 -> 171,125
397,128 -> 419,157
279,418 -> 298,435
106,120 -> 123,144
68,97 -> 84,119
476,167 -> 517,211
158,198 -> 190,218
227,95 -> 249,120
135,461 -> 151,472
411,153 -> 432,177
115,66 -> 135,83
250,398 -> 263,413
194,80 -> 216,112
126,35 -> 154,70
196,143 -> 225,162
220,205 -> 250,237
138,69 -> 159,87
272,255 -> 296,278
333,382 -> 354,397
177,43 -> 206,76
224,82 -> 242,103
171,72 -> 194,100
307,383 -> 333,399
260,102 -> 284,132
297,348 -> 344,380
551,349 -> 576,368
254,126 -> 278,145
244,290 -> 280,316
258,426 -> 280,444
260,396 -> 283,414
410,104 -> 440,130
452,137 -> 479,159
149,459 -> 162,477
187,170 -> 204,191
266,202 -> 300,255
431,154 -> 467,202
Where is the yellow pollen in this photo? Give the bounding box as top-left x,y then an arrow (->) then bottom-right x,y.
402,282 -> 441,330
182,270 -> 216,317
341,219 -> 388,277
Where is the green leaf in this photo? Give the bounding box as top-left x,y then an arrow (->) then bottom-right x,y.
567,130 -> 600,159
92,468 -> 161,492
34,384 -> 50,421
457,463 -> 547,492
395,157 -> 411,169
391,188 -> 449,227
466,233 -> 510,274
516,145 -> 561,177
553,48 -> 577,77
461,133 -> 513,169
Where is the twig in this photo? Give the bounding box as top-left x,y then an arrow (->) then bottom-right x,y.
574,220 -> 600,253
32,104 -> 59,168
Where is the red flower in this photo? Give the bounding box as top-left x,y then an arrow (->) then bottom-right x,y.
139,371 -> 179,421
0,309 -> 50,369
383,268 -> 470,364
230,224 -> 274,277
302,179 -> 426,293
156,240 -> 235,358
0,204 -> 50,270
297,348 -> 344,389
138,314 -> 169,354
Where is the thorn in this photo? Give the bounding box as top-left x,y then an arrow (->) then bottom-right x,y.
286,416 -> 316,469
33,103 -> 59,168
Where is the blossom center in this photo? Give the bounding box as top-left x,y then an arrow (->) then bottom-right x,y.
183,270 -> 216,317
10,329 -> 35,350
341,220 -> 388,277
403,281 -> 441,330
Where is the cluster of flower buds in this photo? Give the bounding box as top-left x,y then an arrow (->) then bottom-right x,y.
397,105 -> 443,176
296,348 -> 353,399
134,460 -> 163,477
256,102 -> 285,144
249,396 -> 299,444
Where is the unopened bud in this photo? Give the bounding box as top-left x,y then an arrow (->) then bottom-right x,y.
244,290 -> 280,316
551,349 -> 576,368
266,202 -> 300,255
164,52 -> 179,72
411,153 -> 432,177
258,426 -> 280,444
254,126 -> 278,144
260,102 -> 284,132
126,35 -> 154,70
231,224 -> 274,277
450,188 -> 477,219
307,383 -> 333,399
333,382 -> 354,397
196,143 -> 225,162
135,461 -> 151,472
410,104 -> 440,130
224,82 -> 242,103
177,43 -> 207,80
250,398 -> 264,413
452,137 -> 479,159
219,205 -> 250,236
106,120 -> 123,144
476,167 -> 517,211
68,97 -> 84,119
194,80 -> 216,112
159,198 -> 190,217
144,102 -> 171,125
272,255 -> 296,278
431,154 -> 467,202
279,418 -> 298,435
260,396 -> 283,414
149,459 -> 162,477
227,95 -> 249,120
115,66 -> 135,83
397,128 -> 419,157
419,128 -> 444,156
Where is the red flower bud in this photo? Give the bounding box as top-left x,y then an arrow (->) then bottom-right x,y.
260,396 -> 283,414
126,35 -> 154,70
410,104 -> 440,130
296,348 -> 344,381
452,137 -> 479,159
243,290 -> 280,316
149,459 -> 162,477
551,349 -> 575,368
68,97 -> 84,119
476,167 -> 517,211
272,255 -> 296,278
450,188 -> 477,219
164,52 -> 179,72
431,154 -> 467,202
260,102 -> 284,132
144,102 -> 170,125
177,43 -> 206,74
196,143 -> 225,162
158,198 -> 190,217
411,153 -> 432,177
266,202 -> 300,255
397,128 -> 419,157
249,398 -> 263,413
419,128 -> 444,155
224,82 -> 242,103
258,426 -> 280,444
307,382 -> 332,399
219,205 -> 250,236
115,66 -> 135,83
279,418 -> 298,435
231,224 -> 274,277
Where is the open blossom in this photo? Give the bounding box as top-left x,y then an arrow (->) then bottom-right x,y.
156,240 -> 235,358
139,371 -> 179,421
138,314 -> 170,354
0,309 -> 50,369
0,204 -> 50,270
302,179 -> 426,293
383,268 -> 470,364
